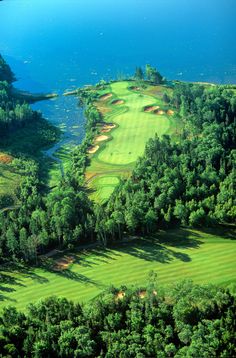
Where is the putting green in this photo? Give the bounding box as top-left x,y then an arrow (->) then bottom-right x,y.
86,81 -> 174,202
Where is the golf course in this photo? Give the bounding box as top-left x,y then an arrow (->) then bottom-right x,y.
86,81 -> 177,202
0,227 -> 235,312
0,76 -> 235,315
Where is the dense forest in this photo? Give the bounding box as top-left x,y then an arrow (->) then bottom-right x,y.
99,83 -> 236,242
0,57 -> 235,264
0,57 -> 38,133
0,54 -> 15,84
0,280 -> 235,357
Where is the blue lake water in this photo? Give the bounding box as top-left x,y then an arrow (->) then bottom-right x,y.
0,0 -> 236,153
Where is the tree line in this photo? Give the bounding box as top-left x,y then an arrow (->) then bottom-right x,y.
0,56 -> 38,134
134,64 -> 164,85
0,280 -> 235,357
0,54 -> 15,83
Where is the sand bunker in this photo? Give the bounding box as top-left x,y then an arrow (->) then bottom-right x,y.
155,110 -> 165,115
101,123 -> 116,133
138,290 -> 157,298
167,110 -> 174,115
115,289 -> 157,301
138,290 -> 147,299
99,93 -> 112,101
130,86 -> 140,91
0,153 -> 13,164
54,256 -> 74,271
87,145 -> 99,154
116,291 -> 126,300
112,99 -> 124,105
95,135 -> 108,142
144,105 -> 160,112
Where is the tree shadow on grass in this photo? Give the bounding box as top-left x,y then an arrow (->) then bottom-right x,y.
197,225 -> 236,241
156,228 -> 203,248
72,247 -> 122,268
114,228 -> 202,264
0,263 -> 50,302
0,264 -> 49,284
0,272 -> 23,303
40,261 -> 105,289
0,294 -> 17,303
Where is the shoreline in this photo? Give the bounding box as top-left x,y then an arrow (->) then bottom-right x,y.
11,87 -> 58,103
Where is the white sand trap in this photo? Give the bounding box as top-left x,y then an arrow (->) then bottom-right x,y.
99,93 -> 112,101
138,290 -> 157,298
54,256 -> 74,271
156,110 -> 165,115
144,105 -> 160,112
87,145 -> 99,154
112,99 -> 124,105
104,124 -> 116,129
101,128 -> 110,133
95,135 -> 108,142
167,110 -> 174,115
138,290 -> 147,299
116,291 -> 126,300
101,123 -> 116,133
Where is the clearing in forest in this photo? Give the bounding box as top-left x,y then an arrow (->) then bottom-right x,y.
86,81 -> 176,202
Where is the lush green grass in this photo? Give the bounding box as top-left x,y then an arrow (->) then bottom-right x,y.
0,227 -> 235,312
0,162 -> 20,202
86,81 -> 175,202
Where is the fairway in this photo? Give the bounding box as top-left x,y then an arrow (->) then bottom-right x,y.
86,81 -> 175,202
0,228 -> 235,312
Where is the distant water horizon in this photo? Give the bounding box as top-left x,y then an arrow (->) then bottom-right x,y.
1,0 -> 236,151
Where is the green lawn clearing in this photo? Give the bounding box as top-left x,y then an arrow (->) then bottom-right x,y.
0,162 -> 20,203
0,227 -> 235,312
86,81 -> 176,202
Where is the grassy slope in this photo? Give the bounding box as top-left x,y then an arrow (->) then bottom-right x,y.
86,81 -> 175,202
0,227 -> 235,311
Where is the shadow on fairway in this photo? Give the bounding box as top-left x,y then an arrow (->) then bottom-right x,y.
0,263 -> 50,302
0,284 -> 17,303
1,264 -> 49,284
198,226 -> 236,241
114,228 -> 203,264
72,247 -> 122,268
40,261 -> 105,289
0,271 -> 24,302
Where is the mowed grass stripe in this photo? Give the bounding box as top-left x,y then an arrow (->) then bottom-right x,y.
1,228 -> 235,311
